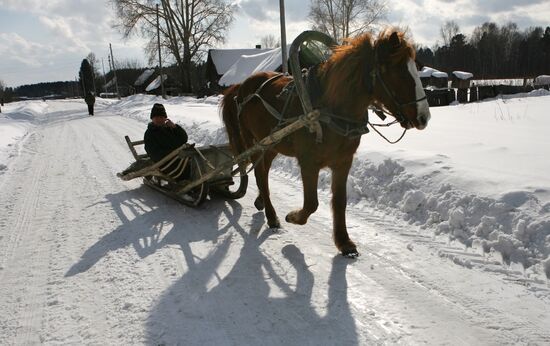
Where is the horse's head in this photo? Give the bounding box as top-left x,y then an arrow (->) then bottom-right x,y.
371,30 -> 430,130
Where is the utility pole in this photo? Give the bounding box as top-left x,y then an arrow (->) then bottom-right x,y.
109,43 -> 121,99
101,58 -> 108,94
156,3 -> 166,99
279,0 -> 288,74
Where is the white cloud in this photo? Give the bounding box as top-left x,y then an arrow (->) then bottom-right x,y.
39,15 -> 90,52
0,32 -> 49,67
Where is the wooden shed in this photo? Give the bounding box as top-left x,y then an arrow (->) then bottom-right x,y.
419,67 -> 448,89
451,71 -> 474,89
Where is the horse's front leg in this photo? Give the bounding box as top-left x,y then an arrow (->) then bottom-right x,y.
330,159 -> 358,257
285,161 -> 320,225
254,150 -> 280,228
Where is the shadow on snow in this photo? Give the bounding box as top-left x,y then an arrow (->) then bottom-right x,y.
66,185 -> 359,344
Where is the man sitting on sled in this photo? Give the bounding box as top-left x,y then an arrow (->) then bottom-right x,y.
144,103 -> 190,181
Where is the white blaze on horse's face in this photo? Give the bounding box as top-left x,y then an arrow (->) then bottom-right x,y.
407,59 -> 431,130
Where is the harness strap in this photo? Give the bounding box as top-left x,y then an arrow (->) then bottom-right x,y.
236,74 -> 286,121
235,68 -> 374,141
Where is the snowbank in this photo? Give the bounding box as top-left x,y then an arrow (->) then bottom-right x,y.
0,101 -> 49,174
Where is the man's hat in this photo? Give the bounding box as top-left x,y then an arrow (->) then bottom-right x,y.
150,103 -> 167,118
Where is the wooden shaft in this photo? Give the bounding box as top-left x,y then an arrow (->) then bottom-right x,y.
177,110 -> 320,195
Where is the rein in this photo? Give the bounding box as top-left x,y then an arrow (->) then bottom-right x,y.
367,116 -> 407,144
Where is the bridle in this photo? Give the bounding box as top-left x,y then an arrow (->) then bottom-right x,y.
366,49 -> 428,130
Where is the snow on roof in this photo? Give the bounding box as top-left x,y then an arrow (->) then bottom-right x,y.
219,46 -> 289,86
209,48 -> 271,75
104,77 -> 117,88
419,66 -> 448,79
419,67 -> 437,78
145,74 -> 167,92
432,71 -> 448,78
134,69 -> 155,86
534,75 -> 550,86
452,71 -> 473,80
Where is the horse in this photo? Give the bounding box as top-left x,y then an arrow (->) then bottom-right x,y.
220,29 -> 431,257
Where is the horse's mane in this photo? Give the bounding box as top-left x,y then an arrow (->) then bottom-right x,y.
319,28 -> 415,113
375,28 -> 416,64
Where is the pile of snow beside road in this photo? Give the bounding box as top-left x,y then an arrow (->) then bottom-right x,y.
0,101 -> 47,172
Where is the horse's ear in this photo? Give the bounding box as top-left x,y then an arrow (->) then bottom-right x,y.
389,32 -> 400,48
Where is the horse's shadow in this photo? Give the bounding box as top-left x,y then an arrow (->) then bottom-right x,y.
145,199 -> 359,345
65,185 -> 359,344
65,185 -> 232,277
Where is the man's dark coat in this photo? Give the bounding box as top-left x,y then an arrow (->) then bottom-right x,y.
144,122 -> 188,162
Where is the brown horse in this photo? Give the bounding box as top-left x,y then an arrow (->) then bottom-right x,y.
221,29 -> 430,257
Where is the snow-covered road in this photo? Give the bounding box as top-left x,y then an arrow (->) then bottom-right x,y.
1,100 -> 549,345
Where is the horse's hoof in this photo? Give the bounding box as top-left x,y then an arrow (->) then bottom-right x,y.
285,210 -> 307,225
254,196 -> 265,211
268,218 -> 281,229
342,250 -> 360,259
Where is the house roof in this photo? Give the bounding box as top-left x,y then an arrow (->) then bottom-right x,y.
419,66 -> 448,79
534,75 -> 550,86
452,71 -> 474,80
219,46 -> 290,86
134,69 -> 155,86
208,48 -> 271,75
145,74 -> 167,92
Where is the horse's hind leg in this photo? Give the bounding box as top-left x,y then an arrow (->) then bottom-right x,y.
330,158 -> 358,257
285,161 -> 320,225
254,150 -> 280,228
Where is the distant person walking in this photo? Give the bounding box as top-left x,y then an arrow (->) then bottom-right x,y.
85,92 -> 95,116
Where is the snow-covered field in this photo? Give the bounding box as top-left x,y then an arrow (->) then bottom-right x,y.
0,93 -> 549,344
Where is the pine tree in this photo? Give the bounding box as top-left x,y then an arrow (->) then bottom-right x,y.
79,59 -> 94,96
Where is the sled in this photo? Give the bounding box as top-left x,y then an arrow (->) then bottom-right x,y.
117,136 -> 248,207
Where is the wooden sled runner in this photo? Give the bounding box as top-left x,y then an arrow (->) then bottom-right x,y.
117,136 -> 248,207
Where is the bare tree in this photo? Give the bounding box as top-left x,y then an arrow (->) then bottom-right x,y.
86,53 -> 101,76
117,58 -> 145,69
111,0 -> 235,93
308,0 -> 387,43
260,34 -> 280,48
440,20 -> 460,47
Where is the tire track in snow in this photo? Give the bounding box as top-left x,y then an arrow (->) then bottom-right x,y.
38,119 -> 115,344
0,127 -> 64,344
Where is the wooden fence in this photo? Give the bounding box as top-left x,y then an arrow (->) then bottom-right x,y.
424,84 -> 549,107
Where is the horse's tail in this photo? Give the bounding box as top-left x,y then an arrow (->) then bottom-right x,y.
221,84 -> 246,155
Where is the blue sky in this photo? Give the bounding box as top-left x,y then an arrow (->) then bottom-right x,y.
0,0 -> 549,87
